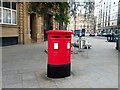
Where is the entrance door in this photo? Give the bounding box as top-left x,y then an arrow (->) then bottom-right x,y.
30,14 -> 37,43
44,14 -> 53,41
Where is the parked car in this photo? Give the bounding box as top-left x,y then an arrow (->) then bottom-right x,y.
97,32 -> 101,36
89,32 -> 95,36
74,30 -> 80,37
106,29 -> 119,42
73,37 -> 92,49
74,29 -> 85,37
102,32 -> 107,37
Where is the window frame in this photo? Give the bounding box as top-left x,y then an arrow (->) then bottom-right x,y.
0,0 -> 17,25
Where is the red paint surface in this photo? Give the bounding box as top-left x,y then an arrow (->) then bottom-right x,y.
47,30 -> 73,65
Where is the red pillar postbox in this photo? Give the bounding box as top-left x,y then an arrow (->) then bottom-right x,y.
47,30 -> 73,78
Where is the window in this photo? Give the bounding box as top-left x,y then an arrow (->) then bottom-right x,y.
3,9 -> 11,23
0,1 -> 17,25
80,25 -> 82,28
83,25 -> 85,28
0,0 -> 1,6
3,2 -> 10,8
12,2 -> 16,10
87,25 -> 89,28
12,11 -> 16,24
0,8 -> 1,23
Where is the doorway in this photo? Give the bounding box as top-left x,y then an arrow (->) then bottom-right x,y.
30,14 -> 36,42
44,14 -> 53,41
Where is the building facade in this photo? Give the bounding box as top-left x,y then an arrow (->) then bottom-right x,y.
67,14 -> 95,33
117,0 -> 120,25
67,0 -> 95,33
0,1 -> 58,46
96,0 -> 120,32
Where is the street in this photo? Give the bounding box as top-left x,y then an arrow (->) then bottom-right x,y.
2,36 -> 118,88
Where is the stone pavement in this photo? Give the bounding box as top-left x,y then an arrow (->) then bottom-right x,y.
2,36 -> 118,88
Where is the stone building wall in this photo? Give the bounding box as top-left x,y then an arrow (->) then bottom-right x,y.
17,2 -> 50,44
1,2 -> 58,46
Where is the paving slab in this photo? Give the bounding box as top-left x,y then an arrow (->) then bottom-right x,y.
2,36 -> 118,88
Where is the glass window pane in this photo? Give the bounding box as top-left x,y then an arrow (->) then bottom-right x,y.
83,25 -> 85,28
3,9 -> 6,23
0,8 -> 1,23
12,2 -> 16,10
3,2 -> 10,8
80,25 -> 82,28
12,11 -> 16,24
3,9 -> 11,23
87,25 -> 89,28
0,0 -> 1,7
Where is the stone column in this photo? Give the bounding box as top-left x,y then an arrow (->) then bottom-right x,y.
40,16 -> 44,41
35,15 -> 44,43
18,2 -> 31,45
23,2 -> 31,44
18,2 -> 24,44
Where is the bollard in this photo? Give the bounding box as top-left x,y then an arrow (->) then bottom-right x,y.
78,32 -> 83,52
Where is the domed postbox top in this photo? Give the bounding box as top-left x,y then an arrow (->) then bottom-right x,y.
46,30 -> 73,34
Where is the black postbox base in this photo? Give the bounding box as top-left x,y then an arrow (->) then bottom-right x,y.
47,63 -> 70,78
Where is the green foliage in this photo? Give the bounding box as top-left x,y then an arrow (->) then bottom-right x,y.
54,13 -> 70,24
28,2 -> 55,16
54,2 -> 70,25
28,2 -> 70,27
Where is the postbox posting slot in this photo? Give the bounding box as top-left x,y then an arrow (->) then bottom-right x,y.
65,36 -> 71,38
52,36 -> 60,38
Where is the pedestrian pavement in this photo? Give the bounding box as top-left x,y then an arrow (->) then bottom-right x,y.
2,36 -> 118,88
